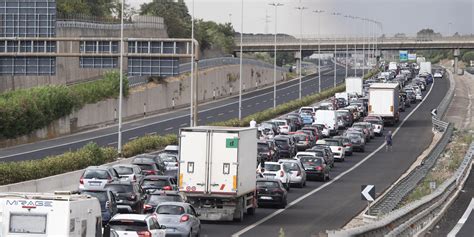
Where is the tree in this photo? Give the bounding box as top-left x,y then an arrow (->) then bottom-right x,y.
140,0 -> 191,38
417,28 -> 442,38
57,0 -> 119,19
462,51 -> 474,64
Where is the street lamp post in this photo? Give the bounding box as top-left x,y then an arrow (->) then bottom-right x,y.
270,2 -> 283,109
313,10 -> 324,93
332,12 -> 341,88
190,0 -> 195,126
117,0 -> 125,155
296,5 -> 307,100
238,0 -> 243,120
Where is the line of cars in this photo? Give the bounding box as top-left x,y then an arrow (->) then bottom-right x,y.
77,146 -> 201,237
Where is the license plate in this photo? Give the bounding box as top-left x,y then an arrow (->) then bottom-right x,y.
88,182 -> 100,186
264,174 -> 275,177
260,196 -> 272,200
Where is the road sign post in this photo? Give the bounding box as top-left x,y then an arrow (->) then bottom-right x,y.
361,185 -> 375,214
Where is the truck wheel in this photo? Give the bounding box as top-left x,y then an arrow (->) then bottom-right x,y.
247,206 -> 256,215
233,197 -> 244,222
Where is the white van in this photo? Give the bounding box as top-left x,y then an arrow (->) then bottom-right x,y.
0,192 -> 103,237
313,110 -> 339,135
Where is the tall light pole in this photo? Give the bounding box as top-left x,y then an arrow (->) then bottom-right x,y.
270,2 -> 283,109
238,0 -> 243,120
313,10 -> 324,93
296,4 -> 307,100
361,18 -> 366,77
117,0 -> 125,155
344,15 -> 351,79
190,0 -> 195,126
332,12 -> 341,88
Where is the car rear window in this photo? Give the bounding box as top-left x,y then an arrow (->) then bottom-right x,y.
273,121 -> 285,126
106,184 -> 133,193
142,179 -> 169,188
136,164 -> 154,171
264,164 -> 281,171
274,139 -> 288,146
300,157 -> 323,167
258,143 -> 269,152
257,181 -> 279,188
148,195 -> 182,204
109,220 -> 147,232
156,205 -> 185,215
83,169 -> 110,179
282,162 -> 299,171
115,167 -> 134,175
293,134 -> 307,141
324,140 -> 341,146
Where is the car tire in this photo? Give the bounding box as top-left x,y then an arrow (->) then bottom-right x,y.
280,198 -> 287,209
326,172 -> 331,181
286,182 -> 291,191
298,181 -> 304,188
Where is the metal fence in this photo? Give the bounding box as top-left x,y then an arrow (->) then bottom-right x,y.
178,57 -> 287,74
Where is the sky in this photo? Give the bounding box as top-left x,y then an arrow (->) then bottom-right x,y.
130,0 -> 473,37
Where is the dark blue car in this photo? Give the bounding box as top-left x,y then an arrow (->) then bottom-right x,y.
81,189 -> 118,226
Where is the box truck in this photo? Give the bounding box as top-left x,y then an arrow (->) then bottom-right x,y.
0,192 -> 103,237
345,77 -> 364,96
178,126 -> 257,222
419,62 -> 432,75
314,110 -> 340,135
368,83 -> 400,126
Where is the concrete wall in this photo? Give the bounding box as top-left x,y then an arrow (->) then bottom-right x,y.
0,64 -> 286,148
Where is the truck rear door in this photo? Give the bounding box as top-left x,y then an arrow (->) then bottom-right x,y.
179,130 -> 209,194
209,131 -> 239,194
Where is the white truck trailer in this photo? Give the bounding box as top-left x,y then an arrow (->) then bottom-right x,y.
368,83 -> 400,126
178,126 -> 257,221
0,192 -> 102,237
345,77 -> 364,96
419,62 -> 432,75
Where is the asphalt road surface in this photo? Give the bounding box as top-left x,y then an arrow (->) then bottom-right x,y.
199,73 -> 449,237
0,62 -> 350,162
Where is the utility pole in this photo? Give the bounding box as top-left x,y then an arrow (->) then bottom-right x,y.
296,4 -> 307,100
332,12 -> 341,88
190,0 -> 195,126
117,0 -> 125,155
314,10 -> 324,93
238,0 -> 243,120
270,2 -> 283,109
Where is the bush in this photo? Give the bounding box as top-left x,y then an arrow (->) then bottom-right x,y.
0,134 -> 178,185
0,71 -> 129,139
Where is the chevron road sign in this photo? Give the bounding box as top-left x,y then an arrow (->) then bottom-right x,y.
361,185 -> 375,202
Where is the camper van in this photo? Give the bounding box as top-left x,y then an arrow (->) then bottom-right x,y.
0,192 -> 103,237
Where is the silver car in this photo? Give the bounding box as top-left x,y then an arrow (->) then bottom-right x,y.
155,202 -> 201,237
157,153 -> 179,177
79,166 -> 120,190
113,164 -> 144,183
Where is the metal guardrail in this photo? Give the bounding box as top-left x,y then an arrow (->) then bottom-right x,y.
178,57 -> 288,74
327,67 -> 460,236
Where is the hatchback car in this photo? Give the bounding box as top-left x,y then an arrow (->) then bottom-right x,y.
345,133 -> 366,152
109,214 -> 166,237
353,122 -> 375,139
259,162 -> 291,190
274,135 -> 296,158
363,117 -> 384,136
298,156 -> 331,181
318,139 -> 345,162
132,158 -> 162,176
258,140 -> 279,162
143,190 -> 185,214
278,159 -> 306,188
156,153 -> 179,177
256,178 -> 288,208
288,132 -> 313,151
105,181 -> 147,214
333,136 -> 353,156
308,145 -> 335,168
271,119 -> 292,134
141,175 -> 177,192
113,164 -> 144,183
155,202 -> 201,237
79,166 -> 120,190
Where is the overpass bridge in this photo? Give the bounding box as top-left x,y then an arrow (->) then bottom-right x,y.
234,36 -> 474,53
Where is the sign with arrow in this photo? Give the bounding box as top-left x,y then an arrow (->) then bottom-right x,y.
361,185 -> 375,202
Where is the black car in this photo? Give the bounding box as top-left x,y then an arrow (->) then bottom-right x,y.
80,189 -> 118,226
133,154 -> 167,174
140,175 -> 177,192
104,181 -> 147,214
286,114 -> 304,130
258,141 -> 279,162
274,135 -> 296,158
299,156 -> 330,181
131,158 -> 162,176
143,190 -> 185,214
256,178 -> 288,208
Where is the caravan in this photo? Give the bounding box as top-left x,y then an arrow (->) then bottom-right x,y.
0,192 -> 103,237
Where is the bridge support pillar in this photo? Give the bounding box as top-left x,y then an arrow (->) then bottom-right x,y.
454,49 -> 460,75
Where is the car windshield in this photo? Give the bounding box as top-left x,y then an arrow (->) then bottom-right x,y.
83,169 -> 110,179
257,181 -> 279,188
109,220 -> 148,232
142,179 -> 169,188
156,205 -> 185,215
264,164 -> 281,171
106,184 -> 133,193
114,167 -> 134,175
299,157 -> 323,167
258,143 -> 269,152
148,195 -> 182,204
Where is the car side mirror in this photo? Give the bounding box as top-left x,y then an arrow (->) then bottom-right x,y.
161,225 -> 167,229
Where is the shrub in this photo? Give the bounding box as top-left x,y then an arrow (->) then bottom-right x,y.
122,134 -> 178,158
0,71 -> 129,139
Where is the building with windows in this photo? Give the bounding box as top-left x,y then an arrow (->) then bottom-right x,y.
0,0 -> 193,92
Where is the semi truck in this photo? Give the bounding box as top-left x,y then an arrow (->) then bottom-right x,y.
0,191 -> 103,237
368,83 -> 400,126
178,126 -> 258,222
345,77 -> 364,96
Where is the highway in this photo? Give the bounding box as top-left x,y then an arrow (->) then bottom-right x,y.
0,62 -> 351,162
199,73 -> 449,236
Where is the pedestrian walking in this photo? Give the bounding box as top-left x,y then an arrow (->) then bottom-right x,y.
385,130 -> 393,151
250,118 -> 257,128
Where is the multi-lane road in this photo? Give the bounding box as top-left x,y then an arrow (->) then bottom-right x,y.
0,62 -> 350,162
199,71 -> 449,237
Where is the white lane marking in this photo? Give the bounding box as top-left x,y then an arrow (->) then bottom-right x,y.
129,136 -> 138,141
231,79 -> 436,237
228,110 -> 234,113
218,113 -> 225,116
247,105 -> 252,108
179,123 -> 188,127
255,102 -> 260,105
147,132 -> 157,136
447,198 -> 474,237
107,142 -> 117,146
206,116 -> 213,119
263,100 -> 267,103
164,127 -> 174,131
0,73 -> 337,160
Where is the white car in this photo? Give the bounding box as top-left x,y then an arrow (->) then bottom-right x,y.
278,159 -> 306,188
259,162 -> 291,190
271,119 -> 291,134
433,72 -> 443,79
109,214 -> 166,237
317,139 -> 345,161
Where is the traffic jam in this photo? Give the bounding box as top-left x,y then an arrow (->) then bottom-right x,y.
0,61 -> 442,237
